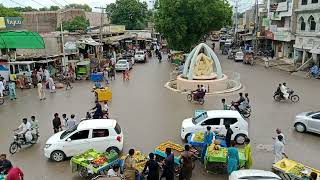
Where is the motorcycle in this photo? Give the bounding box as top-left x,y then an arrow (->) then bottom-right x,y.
230,102 -> 251,118
187,92 -> 205,105
273,89 -> 300,102
9,130 -> 39,154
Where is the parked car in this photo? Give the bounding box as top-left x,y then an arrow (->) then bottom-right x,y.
115,59 -> 132,71
123,54 -> 135,65
134,50 -> 146,63
180,110 -> 248,144
229,170 -> 281,180
44,119 -> 124,162
234,51 -> 244,62
294,111 -> 320,134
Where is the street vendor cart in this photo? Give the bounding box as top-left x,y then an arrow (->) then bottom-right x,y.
70,149 -> 120,178
94,87 -> 112,102
76,61 -> 90,80
204,146 -> 246,174
272,158 -> 320,180
119,150 -> 148,180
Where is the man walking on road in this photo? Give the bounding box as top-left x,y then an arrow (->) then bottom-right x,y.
273,135 -> 287,163
273,128 -> 286,144
5,163 -> 24,180
225,124 -> 233,147
52,113 -> 62,133
37,81 -> 46,101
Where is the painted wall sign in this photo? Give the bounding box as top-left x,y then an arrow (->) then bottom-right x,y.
0,17 -> 22,29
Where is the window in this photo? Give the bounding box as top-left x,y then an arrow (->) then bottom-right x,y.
312,0 -> 318,3
312,114 -> 320,120
223,118 -> 238,125
114,123 -> 122,134
69,130 -> 89,141
301,0 -> 307,5
308,16 -> 316,31
299,17 -> 306,31
201,118 -> 221,126
93,129 -> 109,138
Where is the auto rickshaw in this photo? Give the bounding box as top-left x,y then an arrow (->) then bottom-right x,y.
243,51 -> 254,65
76,61 -> 90,80
94,86 -> 112,102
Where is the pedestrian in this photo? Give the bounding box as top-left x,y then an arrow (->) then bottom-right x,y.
5,163 -> 24,180
62,114 -> 68,127
273,128 -> 286,144
123,149 -> 137,180
160,148 -> 174,180
37,80 -> 46,101
270,49 -> 275,59
0,78 -> 4,99
309,172 -> 318,180
36,70 -> 42,83
31,70 -> 38,88
0,154 -> 12,174
244,138 -> 253,169
48,77 -> 55,93
179,145 -> 195,180
222,98 -> 228,110
227,141 -> 239,175
107,164 -> 121,177
65,74 -> 73,90
142,153 -> 159,180
44,67 -> 50,81
52,113 -> 62,133
125,61 -> 130,80
273,135 -> 287,163
66,114 -> 77,129
103,101 -> 109,118
201,126 -> 215,162
103,68 -> 109,85
8,80 -> 16,100
225,124 -> 233,147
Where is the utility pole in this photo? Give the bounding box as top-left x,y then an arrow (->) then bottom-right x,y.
234,0 -> 238,45
253,0 -> 259,55
95,6 -> 107,61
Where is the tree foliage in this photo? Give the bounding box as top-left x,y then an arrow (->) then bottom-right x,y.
65,4 -> 92,12
0,4 -> 21,16
13,6 -> 38,12
39,6 -> 60,11
155,0 -> 232,51
106,0 -> 149,30
61,16 -> 89,32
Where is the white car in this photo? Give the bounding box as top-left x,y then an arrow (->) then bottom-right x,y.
44,119 -> 124,162
115,59 -> 131,71
294,111 -> 320,134
134,50 -> 146,62
234,51 -> 244,62
229,169 -> 281,180
180,110 -> 248,144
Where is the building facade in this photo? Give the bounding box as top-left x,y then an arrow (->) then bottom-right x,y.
293,0 -> 320,65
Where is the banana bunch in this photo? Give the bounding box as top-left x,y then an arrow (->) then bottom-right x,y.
193,132 -> 204,142
157,141 -> 184,152
133,151 -> 147,163
207,144 -> 222,156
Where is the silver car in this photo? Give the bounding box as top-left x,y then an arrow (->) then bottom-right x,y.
294,111 -> 320,134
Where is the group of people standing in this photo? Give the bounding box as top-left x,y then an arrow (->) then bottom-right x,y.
52,113 -> 77,133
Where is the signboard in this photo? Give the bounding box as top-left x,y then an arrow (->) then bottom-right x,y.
109,25 -> 125,33
273,31 -> 292,42
0,17 -> 22,29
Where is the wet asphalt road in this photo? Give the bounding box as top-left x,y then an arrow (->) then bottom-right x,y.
0,50 -> 320,180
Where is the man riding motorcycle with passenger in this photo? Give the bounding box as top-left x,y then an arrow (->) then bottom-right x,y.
192,85 -> 205,101
280,82 -> 289,99
232,93 -> 245,112
239,93 -> 250,112
15,118 -> 32,143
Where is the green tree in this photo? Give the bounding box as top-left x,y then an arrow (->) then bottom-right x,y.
39,7 -> 49,11
49,6 -> 60,11
60,16 -> 89,32
13,6 -> 38,12
65,4 -> 92,12
106,0 -> 149,30
0,4 -> 21,16
155,0 -> 232,51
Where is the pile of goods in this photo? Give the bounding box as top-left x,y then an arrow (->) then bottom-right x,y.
121,151 -> 148,172
274,159 -> 320,178
156,141 -> 184,153
72,149 -> 118,169
207,144 -> 225,156
193,132 -> 204,142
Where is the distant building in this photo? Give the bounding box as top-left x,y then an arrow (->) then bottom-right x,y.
22,9 -> 109,33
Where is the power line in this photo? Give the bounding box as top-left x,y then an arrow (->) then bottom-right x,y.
8,0 -> 26,7
61,0 -> 69,5
30,0 -> 46,7
49,0 -> 64,8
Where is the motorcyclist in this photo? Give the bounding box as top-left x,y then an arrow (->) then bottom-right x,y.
239,93 -> 250,111
30,116 -> 39,139
233,93 -> 245,111
91,101 -> 103,119
192,85 -> 202,100
15,118 -> 32,143
280,82 -> 289,99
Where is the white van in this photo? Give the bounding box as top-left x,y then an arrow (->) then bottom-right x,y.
44,119 -> 124,162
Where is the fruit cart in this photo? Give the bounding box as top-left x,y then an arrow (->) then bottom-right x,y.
188,132 -> 227,149
76,61 -> 90,80
119,150 -> 148,180
272,158 -> 320,180
204,146 -> 246,174
70,149 -> 120,178
94,87 -> 112,102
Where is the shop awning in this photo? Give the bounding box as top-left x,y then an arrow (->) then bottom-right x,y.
103,34 -> 136,44
0,31 -> 45,49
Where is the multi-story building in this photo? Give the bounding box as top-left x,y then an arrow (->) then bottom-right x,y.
22,9 -> 109,33
293,0 -> 320,66
265,0 -> 298,59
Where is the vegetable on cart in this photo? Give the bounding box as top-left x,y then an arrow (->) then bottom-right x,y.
188,131 -> 227,149
70,149 -> 120,178
204,145 -> 246,174
272,158 -> 320,180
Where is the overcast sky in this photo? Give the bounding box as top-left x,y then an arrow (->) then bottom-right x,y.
2,0 -> 259,13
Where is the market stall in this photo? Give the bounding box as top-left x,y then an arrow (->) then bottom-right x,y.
119,150 -> 148,179
204,145 -> 246,174
154,141 -> 184,165
94,87 -> 112,102
273,158 -> 320,180
188,132 -> 227,149
70,149 -> 120,178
